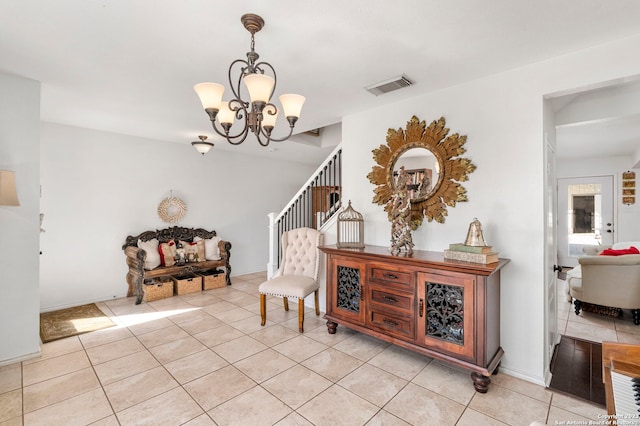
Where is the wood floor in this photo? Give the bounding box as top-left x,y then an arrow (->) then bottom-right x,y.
549,335 -> 605,406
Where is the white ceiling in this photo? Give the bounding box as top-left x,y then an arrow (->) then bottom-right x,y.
2,0 -> 640,164
552,78 -> 640,160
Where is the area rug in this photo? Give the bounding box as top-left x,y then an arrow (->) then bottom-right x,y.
40,303 -> 116,343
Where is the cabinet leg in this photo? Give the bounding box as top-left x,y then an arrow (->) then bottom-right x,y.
326,320 -> 337,334
471,372 -> 491,393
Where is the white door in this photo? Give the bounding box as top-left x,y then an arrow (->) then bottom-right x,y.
557,176 -> 614,267
544,133 -> 559,384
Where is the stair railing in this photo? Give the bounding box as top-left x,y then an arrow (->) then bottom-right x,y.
267,144 -> 342,277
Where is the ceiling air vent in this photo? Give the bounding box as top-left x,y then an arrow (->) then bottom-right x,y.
365,75 -> 413,96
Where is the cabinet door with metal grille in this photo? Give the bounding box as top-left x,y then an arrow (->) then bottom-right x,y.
416,271 -> 476,361
326,257 -> 366,326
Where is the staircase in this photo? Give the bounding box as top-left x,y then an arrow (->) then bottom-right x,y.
267,144 -> 342,277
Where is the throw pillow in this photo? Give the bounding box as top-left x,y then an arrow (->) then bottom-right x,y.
599,246 -> 639,256
137,238 -> 161,270
194,236 -> 221,260
179,240 -> 206,262
158,240 -> 177,266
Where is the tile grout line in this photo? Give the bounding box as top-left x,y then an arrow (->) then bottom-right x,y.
12,274 -> 618,425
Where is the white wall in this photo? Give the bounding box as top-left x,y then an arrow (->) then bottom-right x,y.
7,32 -> 640,380
339,34 -> 640,384
0,72 -> 41,364
558,156 -> 640,241
39,123 -> 317,311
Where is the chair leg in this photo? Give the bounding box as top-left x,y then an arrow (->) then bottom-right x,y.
574,299 -> 582,316
260,294 -> 266,326
283,297 -> 289,311
314,290 -> 320,316
298,298 -> 304,333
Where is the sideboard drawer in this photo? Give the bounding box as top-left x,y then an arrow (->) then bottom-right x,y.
369,309 -> 414,339
370,288 -> 413,312
369,263 -> 412,290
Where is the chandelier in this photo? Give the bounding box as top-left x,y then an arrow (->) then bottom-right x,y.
194,14 -> 305,147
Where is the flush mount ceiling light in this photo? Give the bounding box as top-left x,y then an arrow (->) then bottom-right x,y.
194,14 -> 305,147
191,135 -> 214,155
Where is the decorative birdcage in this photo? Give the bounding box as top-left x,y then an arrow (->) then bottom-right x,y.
337,200 -> 365,248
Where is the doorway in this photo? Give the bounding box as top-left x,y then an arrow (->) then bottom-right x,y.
543,75 -> 640,393
557,176 -> 614,268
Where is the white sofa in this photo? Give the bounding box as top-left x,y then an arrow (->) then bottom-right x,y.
566,241 -> 640,325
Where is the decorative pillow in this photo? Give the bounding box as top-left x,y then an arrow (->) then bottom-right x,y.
158,240 -> 177,266
194,236 -> 221,260
179,240 -> 206,262
600,246 -> 639,256
137,238 -> 161,270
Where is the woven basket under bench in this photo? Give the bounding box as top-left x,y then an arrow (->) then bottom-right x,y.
142,277 -> 174,302
172,273 -> 202,295
199,269 -> 227,290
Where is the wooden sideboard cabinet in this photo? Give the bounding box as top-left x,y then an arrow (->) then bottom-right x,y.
320,245 -> 509,393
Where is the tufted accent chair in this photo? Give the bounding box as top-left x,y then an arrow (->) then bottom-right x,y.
259,227 -> 323,332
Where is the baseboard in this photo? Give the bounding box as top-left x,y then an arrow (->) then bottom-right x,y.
40,294 -> 127,313
0,349 -> 41,367
499,365 -> 547,387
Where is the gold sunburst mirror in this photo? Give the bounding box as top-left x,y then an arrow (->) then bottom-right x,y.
367,116 -> 476,229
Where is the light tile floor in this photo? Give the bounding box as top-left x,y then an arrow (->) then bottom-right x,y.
557,278 -> 640,345
0,273 -> 618,426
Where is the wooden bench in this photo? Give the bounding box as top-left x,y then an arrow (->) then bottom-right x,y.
122,226 -> 232,304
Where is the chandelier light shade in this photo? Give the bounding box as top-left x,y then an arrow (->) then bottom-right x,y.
191,135 -> 214,155
0,170 -> 20,206
193,83 -> 224,110
194,13 -> 305,147
243,74 -> 274,104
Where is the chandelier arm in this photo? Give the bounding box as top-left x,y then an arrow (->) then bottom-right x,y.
254,132 -> 271,147
263,101 -> 279,117
252,101 -> 277,139
260,124 -> 295,143
208,119 -> 234,139
225,127 -> 251,145
228,59 -> 251,100
253,61 -> 277,99
228,98 -> 247,122
208,119 -> 251,145
219,100 -> 252,142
